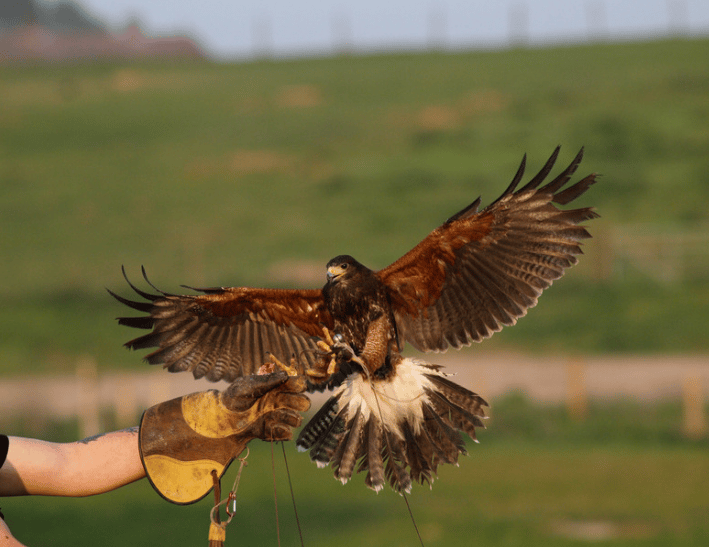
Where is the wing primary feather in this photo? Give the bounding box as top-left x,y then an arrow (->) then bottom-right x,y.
539,147 -> 584,195
461,252 -> 539,313
144,323 -> 206,369
210,324 -> 238,381
140,266 -> 175,297
518,146 -> 561,192
456,257 -> 514,331
198,323 -> 229,380
124,329 -> 171,351
486,152 -> 527,209
119,266 -> 160,302
179,284 -> 225,294
445,196 -> 481,224
116,315 -> 154,329
553,173 -> 599,205
107,288 -> 154,313
502,152 -> 527,196
129,313 -> 201,348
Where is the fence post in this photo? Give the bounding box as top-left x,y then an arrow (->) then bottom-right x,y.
149,373 -> 172,407
113,376 -> 139,428
565,358 -> 588,420
76,356 -> 100,438
682,374 -> 707,439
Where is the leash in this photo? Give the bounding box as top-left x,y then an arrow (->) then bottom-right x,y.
208,448 -> 250,546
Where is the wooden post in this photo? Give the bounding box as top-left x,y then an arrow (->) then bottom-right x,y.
149,373 -> 172,407
566,358 -> 588,420
331,11 -> 352,55
427,5 -> 447,50
251,14 -> 273,59
682,374 -> 706,439
508,2 -> 529,47
113,377 -> 139,428
76,356 -> 100,438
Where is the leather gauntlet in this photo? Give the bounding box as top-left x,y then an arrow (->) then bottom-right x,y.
139,371 -> 310,504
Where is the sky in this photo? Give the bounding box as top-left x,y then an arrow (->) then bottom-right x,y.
73,0 -> 709,58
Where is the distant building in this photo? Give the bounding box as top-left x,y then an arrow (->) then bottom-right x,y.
0,0 -> 205,63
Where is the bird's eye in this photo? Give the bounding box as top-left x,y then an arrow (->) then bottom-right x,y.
341,263 -> 348,269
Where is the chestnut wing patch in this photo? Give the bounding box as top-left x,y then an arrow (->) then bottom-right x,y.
110,270 -> 332,382
378,147 -> 599,351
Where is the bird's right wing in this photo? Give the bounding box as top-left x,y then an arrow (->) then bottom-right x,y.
109,268 -> 333,382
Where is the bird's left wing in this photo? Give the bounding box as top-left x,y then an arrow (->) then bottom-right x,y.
109,268 -> 333,382
377,147 -> 599,352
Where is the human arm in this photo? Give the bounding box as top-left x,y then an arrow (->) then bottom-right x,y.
0,428 -> 144,498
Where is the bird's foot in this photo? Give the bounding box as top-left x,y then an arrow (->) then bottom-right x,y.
330,336 -> 366,370
264,352 -> 299,377
304,327 -> 346,381
322,328 -> 367,370
306,329 -> 338,381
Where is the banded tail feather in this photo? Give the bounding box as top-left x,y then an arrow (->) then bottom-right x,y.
296,356 -> 488,493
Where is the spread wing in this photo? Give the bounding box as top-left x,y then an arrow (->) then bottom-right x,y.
377,147 -> 599,352
109,268 -> 333,382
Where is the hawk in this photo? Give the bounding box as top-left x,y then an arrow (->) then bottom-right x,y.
111,146 -> 598,493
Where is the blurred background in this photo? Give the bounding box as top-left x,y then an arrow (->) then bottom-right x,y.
1,0 -> 708,545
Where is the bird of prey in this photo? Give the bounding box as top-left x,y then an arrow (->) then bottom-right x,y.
110,146 -> 598,493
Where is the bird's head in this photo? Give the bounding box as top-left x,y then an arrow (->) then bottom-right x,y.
325,255 -> 366,284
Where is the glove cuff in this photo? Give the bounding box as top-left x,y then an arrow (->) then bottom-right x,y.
139,393 -> 247,505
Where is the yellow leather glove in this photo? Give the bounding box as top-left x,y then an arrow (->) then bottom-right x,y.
139,371 -> 310,504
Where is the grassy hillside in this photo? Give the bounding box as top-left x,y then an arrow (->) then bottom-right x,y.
1,38 -> 708,375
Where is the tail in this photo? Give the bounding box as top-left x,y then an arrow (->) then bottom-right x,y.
295,357 -> 488,493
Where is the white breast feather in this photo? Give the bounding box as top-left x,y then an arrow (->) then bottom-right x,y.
336,357 -> 438,438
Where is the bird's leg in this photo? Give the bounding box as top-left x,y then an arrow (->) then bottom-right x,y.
330,335 -> 366,370
304,327 -> 368,382
264,352 -> 299,377
304,327 -> 339,381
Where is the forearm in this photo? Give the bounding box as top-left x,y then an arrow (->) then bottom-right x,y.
0,428 -> 145,497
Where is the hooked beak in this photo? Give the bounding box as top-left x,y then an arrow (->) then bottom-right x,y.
327,265 -> 344,281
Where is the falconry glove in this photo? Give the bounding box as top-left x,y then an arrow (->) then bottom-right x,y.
139,370 -> 310,504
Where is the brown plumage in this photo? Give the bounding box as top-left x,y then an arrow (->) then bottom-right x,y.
111,146 -> 598,492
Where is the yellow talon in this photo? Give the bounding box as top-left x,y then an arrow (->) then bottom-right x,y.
321,326 -> 335,347
316,340 -> 331,353
303,327 -> 342,381
305,367 -> 329,381
265,352 -> 299,377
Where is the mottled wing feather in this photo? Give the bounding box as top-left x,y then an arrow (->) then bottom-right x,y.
378,147 -> 599,352
109,270 -> 333,382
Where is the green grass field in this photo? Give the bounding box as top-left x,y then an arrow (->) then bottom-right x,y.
0,38 -> 708,375
5,443 -> 709,547
5,387 -> 706,544
3,394 -> 709,547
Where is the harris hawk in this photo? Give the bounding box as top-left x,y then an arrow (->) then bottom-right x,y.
110,146 -> 598,493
